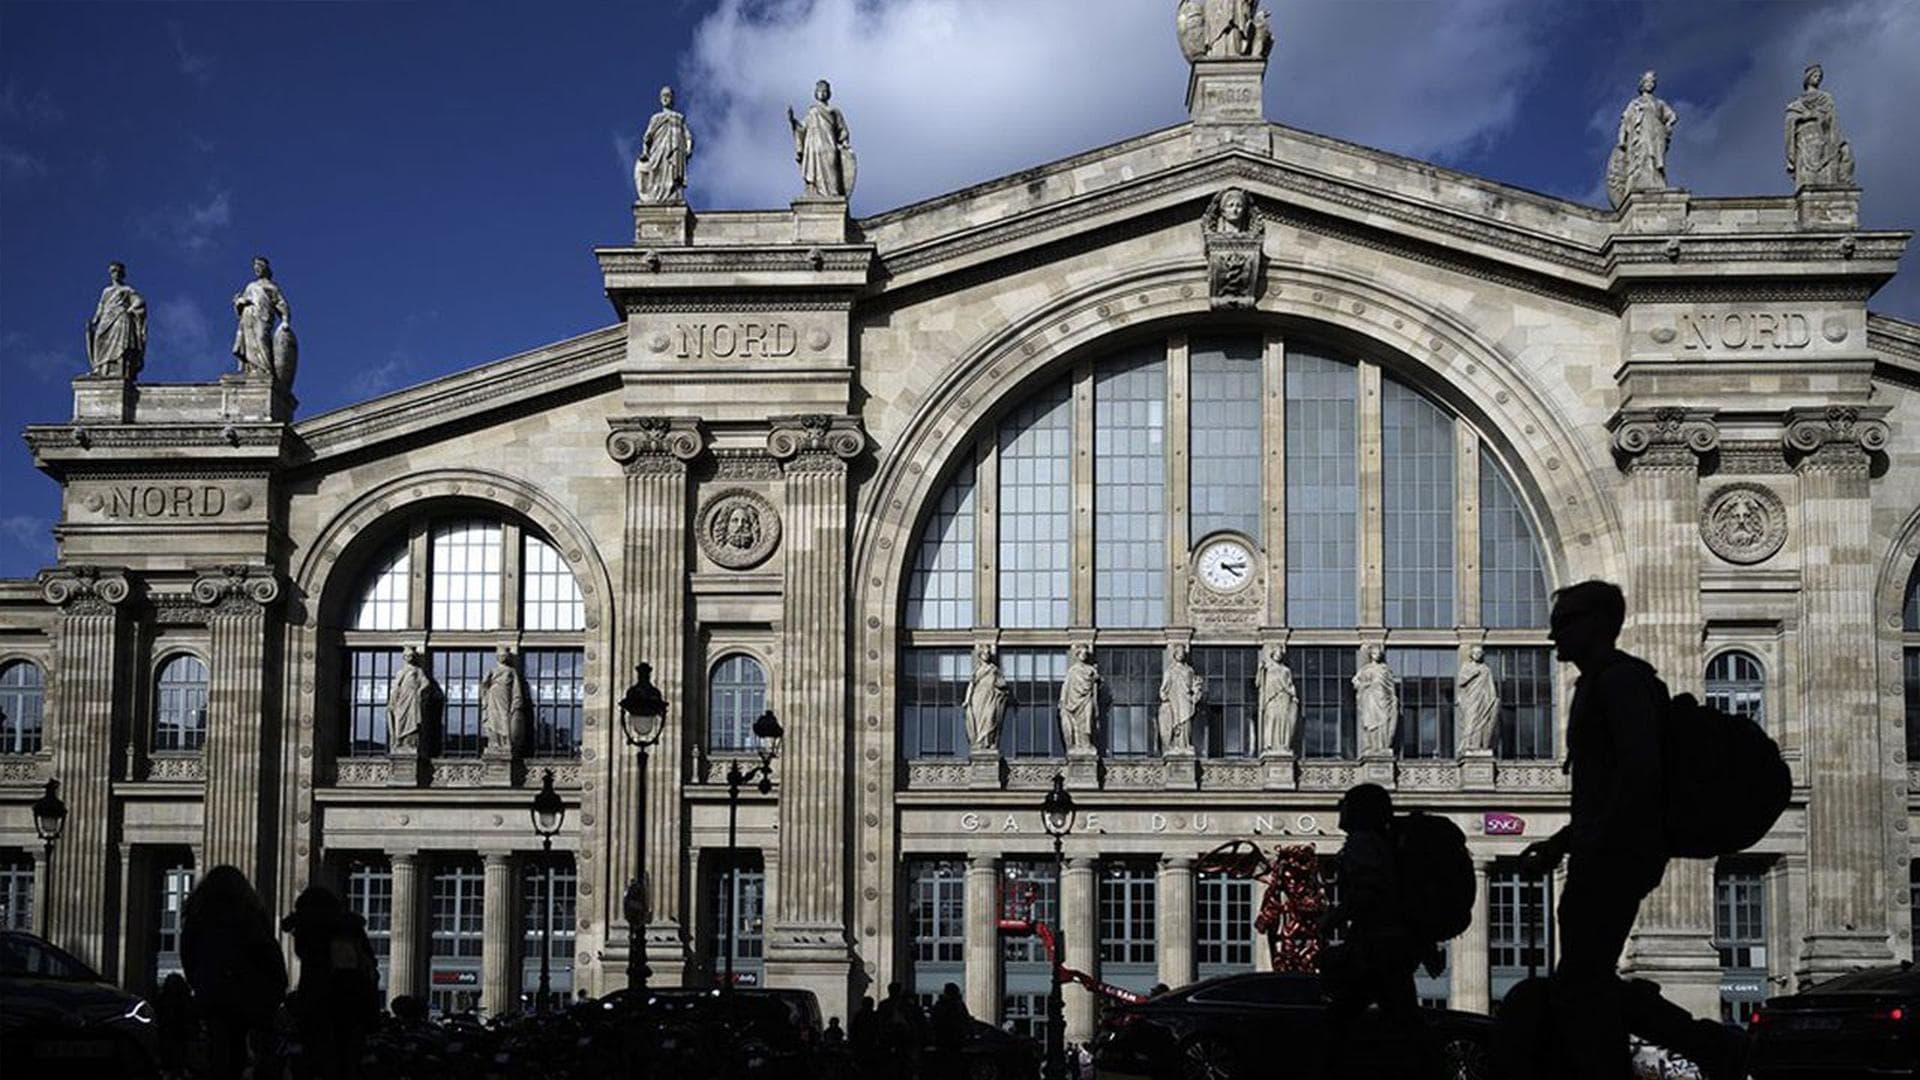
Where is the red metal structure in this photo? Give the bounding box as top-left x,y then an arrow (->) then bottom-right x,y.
997,882 -> 1150,1006
1193,840 -> 1329,974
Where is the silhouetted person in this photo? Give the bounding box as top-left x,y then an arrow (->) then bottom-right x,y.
876,980 -> 927,1079
824,1015 -> 846,1045
929,981 -> 972,1078
1318,783 -> 1431,1079
850,993 -> 879,1068
281,884 -> 380,1080
180,865 -> 288,1080
1516,580 -> 1747,1079
155,971 -> 195,1077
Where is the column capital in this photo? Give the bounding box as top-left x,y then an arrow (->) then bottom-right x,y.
766,414 -> 865,465
481,850 -> 516,867
38,564 -> 133,613
191,563 -> 282,613
387,848 -> 420,864
1065,856 -> 1098,873
606,415 -> 707,471
1783,405 -> 1889,473
1159,855 -> 1195,872
1608,407 -> 1719,472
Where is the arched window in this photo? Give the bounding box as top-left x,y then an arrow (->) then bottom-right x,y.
0,661 -> 45,755
1705,651 -> 1766,724
154,655 -> 209,753
708,655 -> 768,752
904,464 -> 975,631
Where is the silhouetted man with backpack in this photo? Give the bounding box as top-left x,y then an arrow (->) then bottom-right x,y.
1515,580 -> 1751,1080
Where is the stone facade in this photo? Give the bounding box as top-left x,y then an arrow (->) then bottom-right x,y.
3,37 -> 1920,1040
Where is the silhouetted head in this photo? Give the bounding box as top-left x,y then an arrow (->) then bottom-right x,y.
293,883 -> 345,918
184,865 -> 271,934
1549,580 -> 1626,669
942,982 -> 960,999
1338,783 -> 1394,833
887,981 -> 903,998
860,995 -> 875,1012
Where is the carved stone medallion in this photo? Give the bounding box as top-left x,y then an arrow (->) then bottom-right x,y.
1701,482 -> 1787,565
697,488 -> 781,570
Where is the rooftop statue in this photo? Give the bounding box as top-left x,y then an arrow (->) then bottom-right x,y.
1606,70 -> 1678,208
1785,63 -> 1854,190
1178,0 -> 1274,62
635,85 -> 693,205
787,79 -> 855,198
232,256 -> 298,389
86,261 -> 146,379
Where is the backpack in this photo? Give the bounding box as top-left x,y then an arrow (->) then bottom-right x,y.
1661,693 -> 1790,858
1392,811 -> 1476,944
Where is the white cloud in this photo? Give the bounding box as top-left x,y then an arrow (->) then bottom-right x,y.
149,295 -> 226,381
0,81 -> 64,128
0,514 -> 49,554
679,0 -> 1549,214
169,22 -> 214,87
141,188 -> 233,257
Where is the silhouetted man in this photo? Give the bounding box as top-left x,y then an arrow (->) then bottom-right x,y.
1517,580 -> 1746,1079
1319,783 -> 1432,1079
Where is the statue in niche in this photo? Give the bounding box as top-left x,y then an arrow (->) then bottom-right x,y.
1256,643 -> 1297,755
1353,644 -> 1400,756
482,645 -> 531,759
1785,63 -> 1854,190
1606,70 -> 1678,208
1456,645 -> 1500,755
1158,643 -> 1203,756
1059,643 -> 1100,755
787,79 -> 855,198
232,256 -> 297,388
635,85 -> 694,205
965,643 -> 1010,754
1203,187 -> 1265,310
1177,0 -> 1274,62
387,645 -> 441,754
86,261 -> 146,379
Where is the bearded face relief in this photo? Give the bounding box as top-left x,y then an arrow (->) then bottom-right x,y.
720,505 -> 760,549
697,489 -> 782,569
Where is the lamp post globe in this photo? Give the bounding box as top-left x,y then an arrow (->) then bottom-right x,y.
618,662 -> 668,990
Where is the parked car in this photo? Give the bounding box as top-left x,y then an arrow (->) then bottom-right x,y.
0,929 -> 160,1077
1091,971 -> 1491,1080
948,1017 -> 1042,1080
1750,962 -> 1920,1079
644,986 -> 825,1076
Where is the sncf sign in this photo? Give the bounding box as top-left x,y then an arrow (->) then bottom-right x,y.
1483,812 -> 1526,837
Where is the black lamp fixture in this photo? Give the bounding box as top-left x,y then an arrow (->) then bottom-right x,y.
1040,772 -> 1076,839
721,708 -> 783,990
619,662 -> 669,751
618,662 -> 668,991
31,778 -> 66,938
1039,772 -> 1075,1080
530,768 -> 566,839
528,769 -> 566,1013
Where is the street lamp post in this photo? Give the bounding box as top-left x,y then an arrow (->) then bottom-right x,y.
619,663 -> 669,990
722,709 -> 783,991
529,768 -> 566,1013
30,778 -> 66,939
1039,772 -> 1076,1080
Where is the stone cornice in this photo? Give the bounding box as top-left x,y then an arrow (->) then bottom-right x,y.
1608,407 -> 1721,472
38,565 -> 133,613
1783,405 -> 1890,471
597,247 -> 873,277
766,414 -> 865,463
190,564 -> 282,613
605,416 -> 707,472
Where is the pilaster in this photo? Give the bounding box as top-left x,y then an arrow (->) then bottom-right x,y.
963,857 -> 1001,1024
389,851 -> 421,1003
192,564 -> 281,890
1157,855 -> 1195,989
481,852 -> 516,1016
1061,856 -> 1097,1044
1451,860 -> 1492,1013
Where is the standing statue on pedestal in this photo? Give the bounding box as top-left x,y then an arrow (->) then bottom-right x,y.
635,85 -> 693,205
86,261 -> 146,378
965,644 -> 1010,754
1059,643 -> 1100,755
1605,70 -> 1678,208
1352,644 -> 1400,756
387,645 -> 441,754
1177,0 -> 1274,61
1256,643 -> 1298,755
482,645 -> 531,759
232,256 -> 297,388
1785,63 -> 1854,190
1158,644 -> 1203,756
1456,645 -> 1501,755
787,79 -> 855,198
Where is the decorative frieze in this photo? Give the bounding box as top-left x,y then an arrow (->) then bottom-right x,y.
1495,761 -> 1569,791
335,757 -> 394,787
0,754 -> 52,786
145,753 -> 207,783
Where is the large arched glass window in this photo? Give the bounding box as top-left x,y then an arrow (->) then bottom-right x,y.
1705,651 -> 1766,724
1903,561 -> 1920,761
899,333 -> 1556,764
340,513 -> 588,759
0,660 -> 45,755
708,655 -> 768,752
154,655 -> 209,753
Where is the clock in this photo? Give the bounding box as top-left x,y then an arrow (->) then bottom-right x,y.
1195,536 -> 1256,593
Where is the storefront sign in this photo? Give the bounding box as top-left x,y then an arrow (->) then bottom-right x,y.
1483,812 -> 1526,836
431,969 -> 479,986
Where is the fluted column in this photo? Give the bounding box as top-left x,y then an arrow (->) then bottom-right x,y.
39,566 -> 132,975
193,565 -> 280,888
605,416 -> 705,983
764,415 -> 864,1018
389,851 -> 421,1003
1062,856 -> 1097,1044
480,852 -> 515,1016
1608,408 -> 1721,1016
1157,856 -> 1195,989
1451,860 -> 1492,1013
1787,407 -> 1896,981
964,857 -> 1001,1024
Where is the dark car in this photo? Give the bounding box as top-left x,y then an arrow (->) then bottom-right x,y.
1092,972 -> 1491,1080
947,1017 -> 1042,1080
0,929 -> 160,1077
1750,962 -> 1920,1079
641,986 -> 824,1076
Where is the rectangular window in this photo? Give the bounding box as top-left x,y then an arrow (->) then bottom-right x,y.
999,381 -> 1073,630
1292,646 -> 1358,759
1285,352 -> 1358,628
429,520 -> 503,632
906,464 -> 976,631
1485,647 -> 1554,760
521,855 -> 577,1002
432,650 -> 489,757
1383,381 -> 1455,628
1002,858 -> 1060,965
155,861 -> 195,985
346,649 -> 399,756
1488,866 -> 1550,1007
353,549 -> 411,631
906,860 -> 966,1000
1193,647 -> 1258,758
0,664 -> 44,754
1097,647 -> 1163,757
1190,336 -> 1264,542
901,648 -> 968,759
1094,351 -> 1167,629
707,854 -> 766,988
1002,991 -> 1050,1043
1417,942 -> 1451,1010
0,853 -> 33,931
523,648 -> 584,758
1715,863 -> 1769,1027
345,860 -> 393,963
1002,649 -> 1067,758
1196,871 -> 1255,976
1480,448 -> 1548,628
155,661 -> 209,753
1390,647 -> 1457,759
430,860 -> 485,959
1098,862 -> 1157,992
522,535 -> 585,632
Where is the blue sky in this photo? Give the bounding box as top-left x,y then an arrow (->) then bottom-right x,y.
3,0 -> 1916,579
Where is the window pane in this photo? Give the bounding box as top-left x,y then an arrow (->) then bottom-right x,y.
0,852 -> 34,930
1293,646 -> 1357,759
522,534 -> 585,632
710,856 -> 766,985
521,855 -> 577,1002
901,649 -> 967,759
354,544 -> 411,631
1905,649 -> 1920,764
1196,871 -> 1256,975
906,464 -> 976,631
1002,859 -> 1059,964
155,862 -> 195,985
1383,380 -> 1455,628
154,655 -> 209,753
1191,336 -> 1264,542
1488,866 -> 1550,1005
1905,561 -> 1920,631
999,381 -> 1073,629
708,654 -> 769,753
906,860 -> 966,1000
346,859 -> 393,992
1193,647 -> 1258,758
433,650 -> 489,757
525,648 -> 584,757
1714,863 -> 1768,1026
1098,861 -> 1157,990
1095,351 -> 1167,628
1485,647 -> 1554,760
1002,649 -> 1067,758
1705,651 -> 1765,726
1097,647 -> 1162,757
1480,449 -> 1549,629
346,649 -> 399,756
1285,353 -> 1357,627
1390,647 -> 1456,759
430,520 -> 503,632
0,660 -> 45,755
430,861 -> 485,960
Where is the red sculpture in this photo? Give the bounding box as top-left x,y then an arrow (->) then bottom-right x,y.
1195,839 -> 1329,974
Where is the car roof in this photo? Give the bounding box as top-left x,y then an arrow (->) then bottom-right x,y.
1786,963 -> 1920,997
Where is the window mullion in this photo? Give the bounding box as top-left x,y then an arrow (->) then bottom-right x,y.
1167,334 -> 1191,628
1456,426 -> 1482,631
408,520 -> 430,634
1071,360 -> 1095,628
975,435 -> 998,629
1358,361 -> 1385,630
502,523 -> 523,633
1263,334 -> 1285,624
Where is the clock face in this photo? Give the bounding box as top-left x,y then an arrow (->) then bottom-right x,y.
1196,537 -> 1255,593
